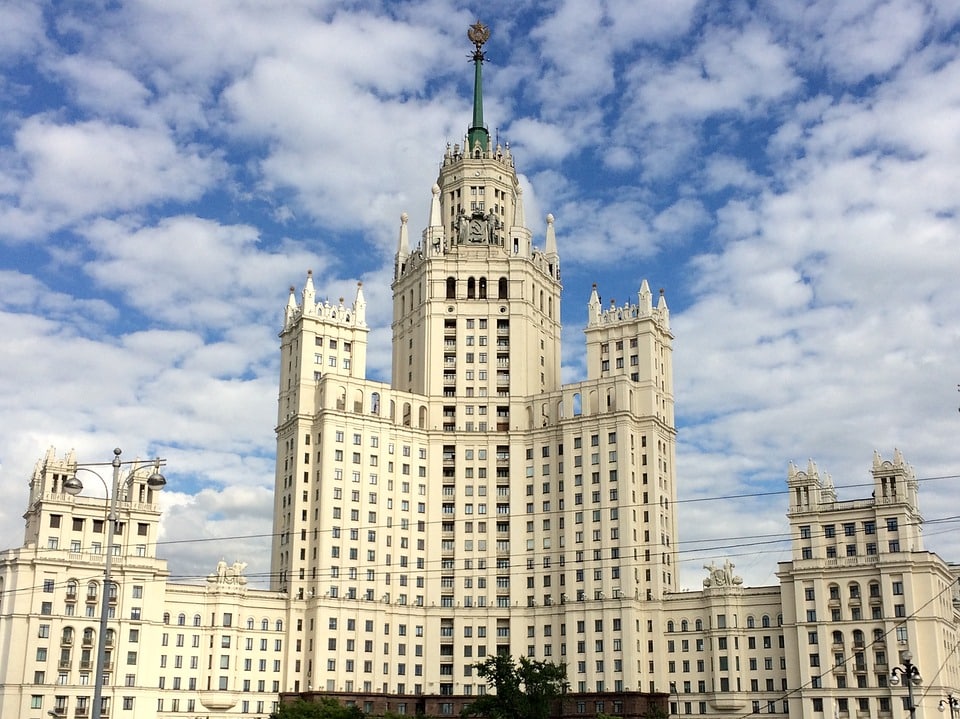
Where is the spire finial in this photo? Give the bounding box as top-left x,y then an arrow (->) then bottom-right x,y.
468,21 -> 490,59
467,21 -> 490,153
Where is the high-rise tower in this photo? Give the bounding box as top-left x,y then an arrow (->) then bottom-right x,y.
271,22 -> 677,697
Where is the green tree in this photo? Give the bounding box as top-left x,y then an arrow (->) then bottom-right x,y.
462,654 -> 567,719
271,697 -> 367,719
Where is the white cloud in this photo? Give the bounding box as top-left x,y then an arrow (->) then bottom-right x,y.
0,0 -> 45,62
80,215 -> 320,330
1,119 -> 221,239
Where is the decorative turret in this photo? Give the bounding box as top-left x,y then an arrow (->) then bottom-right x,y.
787,459 -> 824,513
872,448 -> 919,507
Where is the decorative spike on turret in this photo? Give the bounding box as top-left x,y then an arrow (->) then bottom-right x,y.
467,21 -> 491,153
285,285 -> 297,323
639,280 -> 652,313
514,186 -> 526,227
429,186 -> 442,228
397,213 -> 410,257
302,269 -> 315,307
354,282 -> 367,326
588,283 -> 601,323
545,214 -> 557,255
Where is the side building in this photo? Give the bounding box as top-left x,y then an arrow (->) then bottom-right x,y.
0,448 -> 293,719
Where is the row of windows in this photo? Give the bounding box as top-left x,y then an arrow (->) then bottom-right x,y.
30,696 -> 137,712
49,515 -> 150,536
444,276 -> 509,300
811,697 -> 897,714
803,580 -> 904,601
798,518 -> 898,539
313,337 -> 351,351
667,615 -> 781,632
161,613 -> 283,631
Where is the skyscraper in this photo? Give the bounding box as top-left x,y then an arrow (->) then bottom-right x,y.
271,21 -> 679,699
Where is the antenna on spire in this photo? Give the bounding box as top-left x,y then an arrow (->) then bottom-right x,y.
467,21 -> 491,153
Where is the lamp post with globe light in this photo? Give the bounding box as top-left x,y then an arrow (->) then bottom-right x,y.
939,695 -> 959,719
889,651 -> 922,719
62,448 -> 167,719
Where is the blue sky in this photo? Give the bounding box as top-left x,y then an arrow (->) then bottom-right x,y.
2,0 -> 959,589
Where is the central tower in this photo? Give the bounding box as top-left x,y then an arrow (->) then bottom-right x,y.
391,21 -> 562,409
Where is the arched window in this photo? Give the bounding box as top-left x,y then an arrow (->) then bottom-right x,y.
193,614 -> 201,627
666,621 -> 675,633
761,615 -> 771,628
467,277 -> 476,299
746,615 -> 755,629
275,619 -> 283,632
478,277 -> 487,299
247,618 -> 255,630
61,626 -> 74,644
446,277 -> 456,299
680,620 -> 689,632
695,619 -> 703,631
262,618 -> 269,631
86,581 -> 98,599
852,630 -> 865,647
163,612 -> 170,625
105,628 -> 115,646
82,627 -> 95,645
66,579 -> 78,598
498,277 -> 508,299
832,630 -> 843,645
177,613 -> 186,626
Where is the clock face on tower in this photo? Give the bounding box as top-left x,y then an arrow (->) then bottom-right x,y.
468,218 -> 486,242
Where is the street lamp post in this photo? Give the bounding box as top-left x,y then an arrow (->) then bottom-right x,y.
63,448 -> 167,719
939,695 -> 959,719
890,651 -> 922,719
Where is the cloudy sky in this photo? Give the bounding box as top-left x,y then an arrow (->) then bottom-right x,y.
2,0 -> 959,590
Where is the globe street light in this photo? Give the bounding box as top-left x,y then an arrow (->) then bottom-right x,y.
939,695 -> 960,719
63,448 -> 167,719
890,651 -> 922,719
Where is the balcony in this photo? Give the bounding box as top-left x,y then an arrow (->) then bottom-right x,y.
58,660 -> 71,670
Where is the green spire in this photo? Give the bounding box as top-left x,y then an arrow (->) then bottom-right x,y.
467,21 -> 490,153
